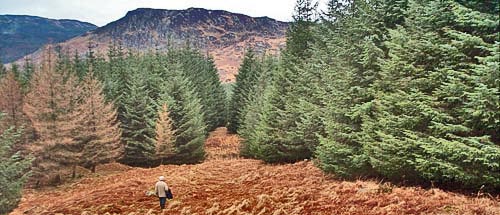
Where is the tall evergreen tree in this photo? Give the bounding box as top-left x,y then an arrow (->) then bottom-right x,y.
119,71 -> 156,166
173,49 -> 227,131
77,71 -> 123,172
157,64 -> 206,164
0,71 -> 25,131
20,57 -> 35,89
228,49 -> 262,133
0,58 -> 5,77
23,53 -> 83,184
238,56 -> 279,157
361,0 -> 499,190
286,0 -> 318,60
154,104 -> 177,164
0,116 -> 31,215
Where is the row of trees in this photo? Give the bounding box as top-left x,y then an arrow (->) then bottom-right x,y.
230,0 -> 499,191
0,44 -> 227,211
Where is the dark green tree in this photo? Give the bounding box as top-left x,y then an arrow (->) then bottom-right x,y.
0,117 -> 32,215
286,0 -> 318,60
157,64 -> 206,164
228,49 -> 262,133
361,0 -> 500,190
119,71 -> 157,166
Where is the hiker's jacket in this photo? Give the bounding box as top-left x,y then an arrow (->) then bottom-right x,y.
155,181 -> 169,197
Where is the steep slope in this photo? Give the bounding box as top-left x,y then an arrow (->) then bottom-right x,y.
10,128 -> 500,215
0,15 -> 96,63
17,8 -> 288,82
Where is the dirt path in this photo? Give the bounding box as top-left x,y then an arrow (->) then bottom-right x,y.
10,128 -> 500,215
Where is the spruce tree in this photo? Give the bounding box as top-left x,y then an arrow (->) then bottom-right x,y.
157,64 -> 206,164
361,0 -> 500,190
0,71 -> 25,131
154,104 -> 177,164
0,117 -> 31,215
0,58 -> 5,77
119,71 -> 156,166
20,57 -> 35,89
286,0 -> 318,60
173,49 -> 227,131
238,56 -> 278,157
228,49 -> 262,133
23,53 -> 83,184
77,71 -> 123,172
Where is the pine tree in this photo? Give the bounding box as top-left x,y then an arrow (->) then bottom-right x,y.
119,71 -> 156,166
23,52 -> 83,184
238,56 -> 278,157
72,50 -> 86,79
0,116 -> 31,215
78,71 -> 123,172
173,49 -> 227,131
0,58 -> 5,77
20,57 -> 35,89
157,64 -> 206,164
154,104 -> 177,164
228,49 -> 262,133
0,71 -> 25,131
361,0 -> 500,190
286,0 -> 318,60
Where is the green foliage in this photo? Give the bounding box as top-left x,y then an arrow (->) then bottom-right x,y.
174,49 -> 226,131
119,70 -> 157,166
286,0 -> 318,60
228,49 -> 262,133
238,56 -> 278,157
0,115 -> 31,215
156,64 -> 207,164
237,0 -> 500,192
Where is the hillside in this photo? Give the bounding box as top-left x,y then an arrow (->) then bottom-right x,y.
15,8 -> 288,82
0,15 -> 96,63
10,128 -> 500,215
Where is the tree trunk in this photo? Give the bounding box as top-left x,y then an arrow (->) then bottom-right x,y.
91,165 -> 96,173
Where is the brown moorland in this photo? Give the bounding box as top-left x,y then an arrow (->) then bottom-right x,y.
10,128 -> 500,215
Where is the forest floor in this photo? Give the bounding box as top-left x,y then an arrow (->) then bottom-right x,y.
10,128 -> 500,215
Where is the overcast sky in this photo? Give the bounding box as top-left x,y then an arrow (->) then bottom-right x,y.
0,0 -> 328,26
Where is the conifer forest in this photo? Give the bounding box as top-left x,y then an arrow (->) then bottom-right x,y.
0,0 -> 499,214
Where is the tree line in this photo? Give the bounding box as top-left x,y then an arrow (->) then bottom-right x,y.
0,43 -> 227,213
229,0 -> 499,192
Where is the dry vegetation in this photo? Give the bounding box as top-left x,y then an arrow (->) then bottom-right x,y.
10,128 -> 500,215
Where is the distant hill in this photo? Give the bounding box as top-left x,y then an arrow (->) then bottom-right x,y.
0,15 -> 97,63
15,8 -> 288,82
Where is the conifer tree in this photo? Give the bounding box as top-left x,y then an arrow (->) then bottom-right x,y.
78,71 -> 123,172
157,65 -> 206,164
173,49 -> 227,131
286,0 -> 318,60
238,56 -> 278,157
119,71 -> 156,166
72,50 -> 86,79
23,52 -> 83,184
228,49 -> 262,133
0,116 -> 31,215
154,104 -> 177,164
0,71 -> 25,131
20,57 -> 35,89
0,58 -> 5,77
361,0 -> 500,190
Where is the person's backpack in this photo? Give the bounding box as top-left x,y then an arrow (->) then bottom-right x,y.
166,188 -> 173,199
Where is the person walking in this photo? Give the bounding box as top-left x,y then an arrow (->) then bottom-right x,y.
155,176 -> 169,210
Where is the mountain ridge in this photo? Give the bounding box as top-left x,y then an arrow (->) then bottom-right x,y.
0,15 -> 97,63
12,8 -> 288,82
